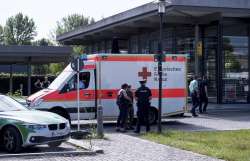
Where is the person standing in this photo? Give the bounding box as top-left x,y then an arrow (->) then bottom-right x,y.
189,76 -> 199,117
116,83 -> 131,132
42,76 -> 50,89
34,79 -> 42,92
126,85 -> 134,130
134,80 -> 152,134
199,76 -> 208,113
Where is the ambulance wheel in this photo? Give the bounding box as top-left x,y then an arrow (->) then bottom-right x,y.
50,107 -> 71,125
171,113 -> 185,117
149,107 -> 158,125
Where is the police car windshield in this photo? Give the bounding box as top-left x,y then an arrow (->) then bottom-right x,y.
0,95 -> 28,112
48,65 -> 74,90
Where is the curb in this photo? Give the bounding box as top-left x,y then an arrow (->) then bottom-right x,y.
67,139 -> 104,154
0,150 -> 95,159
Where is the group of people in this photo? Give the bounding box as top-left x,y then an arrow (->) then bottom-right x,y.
34,76 -> 51,92
116,80 -> 152,133
189,75 -> 209,117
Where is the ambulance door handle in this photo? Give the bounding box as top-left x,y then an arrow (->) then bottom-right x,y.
107,92 -> 113,97
84,93 -> 91,96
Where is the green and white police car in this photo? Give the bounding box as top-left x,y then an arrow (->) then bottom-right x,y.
0,95 -> 70,153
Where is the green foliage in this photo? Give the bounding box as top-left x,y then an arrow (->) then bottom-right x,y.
49,63 -> 65,75
7,89 -> 22,97
0,25 -> 3,44
32,65 -> 49,75
53,14 -> 95,56
225,51 -> 241,71
56,14 -> 94,35
32,38 -> 54,46
223,37 -> 241,72
143,130 -> 250,161
73,45 -> 85,56
3,13 -> 37,45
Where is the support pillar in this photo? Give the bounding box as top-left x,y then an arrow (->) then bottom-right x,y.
248,22 -> 250,103
172,26 -> 177,54
104,40 -> 108,53
137,35 -> 142,53
194,24 -> 200,76
216,20 -> 223,104
201,26 -> 205,77
9,65 -> 13,94
27,57 -> 32,96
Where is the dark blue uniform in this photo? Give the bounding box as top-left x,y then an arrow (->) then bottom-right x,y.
199,79 -> 208,113
135,85 -> 152,133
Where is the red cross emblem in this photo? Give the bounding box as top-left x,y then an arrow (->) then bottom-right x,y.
138,67 -> 151,80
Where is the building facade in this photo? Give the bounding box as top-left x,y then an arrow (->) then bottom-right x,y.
57,0 -> 250,103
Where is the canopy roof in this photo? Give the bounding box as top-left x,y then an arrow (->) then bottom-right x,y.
57,0 -> 250,45
0,45 -> 72,64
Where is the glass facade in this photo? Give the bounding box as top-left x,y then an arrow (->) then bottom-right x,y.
223,24 -> 249,103
86,20 -> 250,103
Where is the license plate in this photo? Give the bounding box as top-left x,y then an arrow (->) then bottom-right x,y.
51,131 -> 66,137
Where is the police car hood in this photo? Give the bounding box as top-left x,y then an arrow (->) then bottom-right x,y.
0,110 -> 68,124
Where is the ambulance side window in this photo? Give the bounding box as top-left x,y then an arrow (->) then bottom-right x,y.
79,72 -> 90,89
61,72 -> 90,93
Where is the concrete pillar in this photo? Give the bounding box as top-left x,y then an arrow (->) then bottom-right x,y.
172,26 -> 177,54
137,35 -> 142,53
9,65 -> 13,94
194,24 -> 200,76
248,22 -> 250,103
104,40 -> 108,53
97,105 -> 104,138
216,20 -> 223,104
27,57 -> 32,96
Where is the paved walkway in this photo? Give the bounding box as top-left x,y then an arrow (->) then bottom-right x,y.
165,104 -> 250,131
1,133 -> 223,161
3,104 -> 250,161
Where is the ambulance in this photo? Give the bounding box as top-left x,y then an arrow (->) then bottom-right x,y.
27,54 -> 187,124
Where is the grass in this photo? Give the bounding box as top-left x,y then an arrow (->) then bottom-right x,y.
142,130 -> 250,161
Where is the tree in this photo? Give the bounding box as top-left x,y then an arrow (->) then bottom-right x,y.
224,37 -> 241,72
0,25 -> 3,44
32,38 -> 55,75
4,13 -> 37,45
49,63 -> 65,75
32,38 -> 54,46
52,14 -> 95,55
56,14 -> 94,35
45,14 -> 94,75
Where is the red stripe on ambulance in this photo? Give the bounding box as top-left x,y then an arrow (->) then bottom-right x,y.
82,64 -> 96,70
43,88 -> 186,102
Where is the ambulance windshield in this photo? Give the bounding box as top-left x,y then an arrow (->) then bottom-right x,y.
48,65 -> 74,90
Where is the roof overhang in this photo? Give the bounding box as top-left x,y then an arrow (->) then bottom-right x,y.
0,45 -> 72,64
57,0 -> 250,45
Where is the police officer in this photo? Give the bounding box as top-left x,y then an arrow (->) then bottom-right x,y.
134,80 -> 152,133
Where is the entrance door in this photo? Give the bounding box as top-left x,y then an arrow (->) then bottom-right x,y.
204,36 -> 218,103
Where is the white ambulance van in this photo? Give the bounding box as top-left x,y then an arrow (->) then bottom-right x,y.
27,54 -> 187,124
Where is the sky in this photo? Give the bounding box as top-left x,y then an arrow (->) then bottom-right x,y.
0,0 -> 154,40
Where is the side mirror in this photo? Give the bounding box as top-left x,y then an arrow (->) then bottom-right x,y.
60,83 -> 70,94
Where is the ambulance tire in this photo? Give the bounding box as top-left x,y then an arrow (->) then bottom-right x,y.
171,113 -> 185,117
148,107 -> 158,125
50,107 -> 71,125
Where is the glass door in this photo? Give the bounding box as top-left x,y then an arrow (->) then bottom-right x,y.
204,26 -> 218,103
